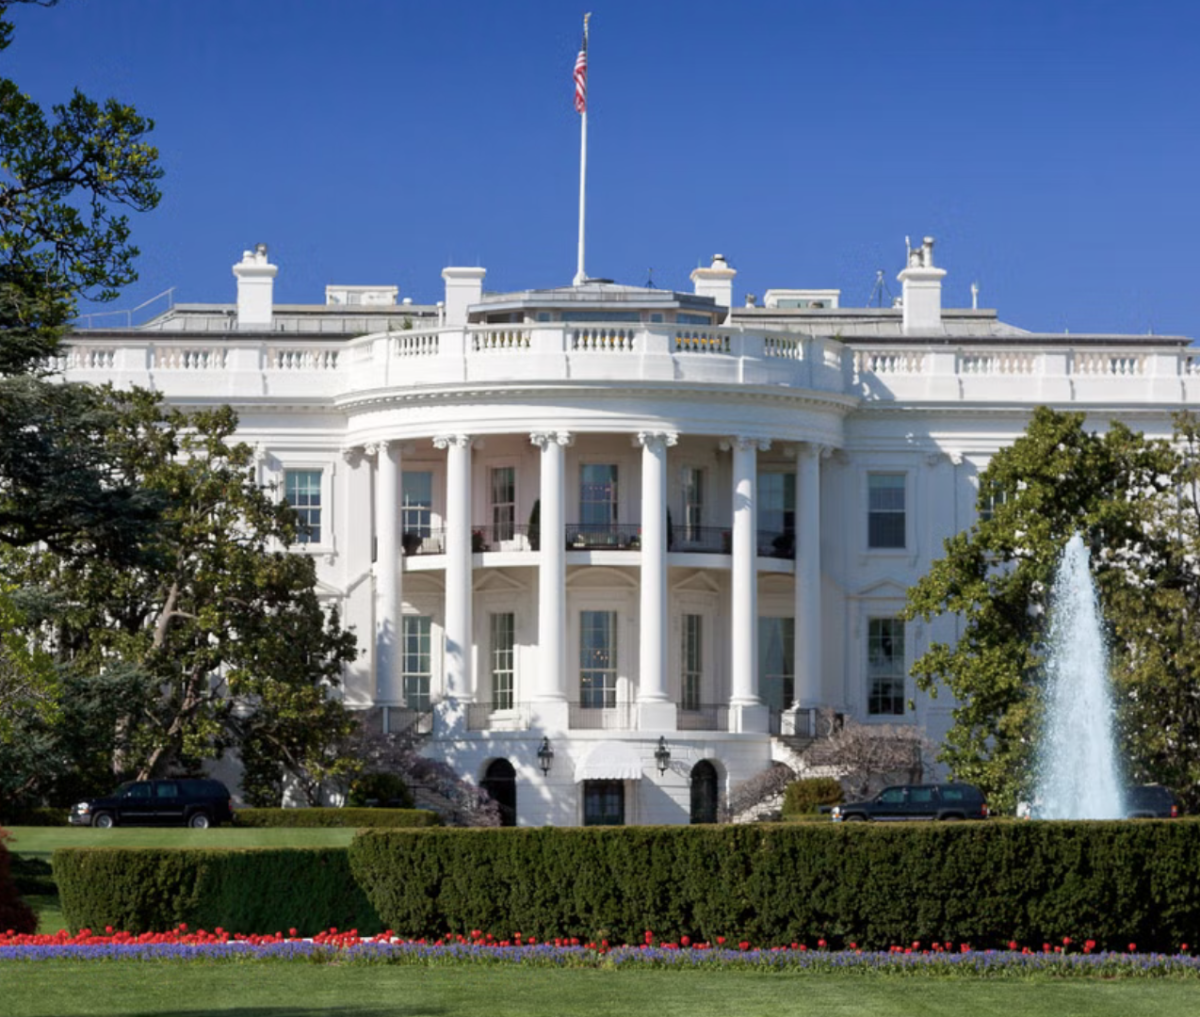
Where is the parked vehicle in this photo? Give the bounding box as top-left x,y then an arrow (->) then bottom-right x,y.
69,779 -> 234,829
830,783 -> 989,822
1125,784 -> 1180,819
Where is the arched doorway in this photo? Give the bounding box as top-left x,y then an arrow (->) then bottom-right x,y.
481,758 -> 517,827
690,760 -> 719,824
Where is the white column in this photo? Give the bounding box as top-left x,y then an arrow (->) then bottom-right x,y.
435,434 -> 473,704
728,436 -> 769,732
372,441 -> 401,705
531,432 -> 571,724
794,444 -> 824,728
637,431 -> 677,730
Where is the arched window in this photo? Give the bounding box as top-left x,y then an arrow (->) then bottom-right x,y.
481,758 -> 517,827
690,760 -> 719,824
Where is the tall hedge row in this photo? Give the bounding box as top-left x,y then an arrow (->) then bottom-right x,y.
348,821 -> 1200,951
54,847 -> 380,936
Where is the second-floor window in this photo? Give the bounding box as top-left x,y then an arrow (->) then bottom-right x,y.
580,464 -> 618,532
580,609 -> 618,708
402,615 -> 432,710
867,616 -> 906,716
759,616 -> 795,711
868,473 -> 906,549
490,466 -> 516,541
681,613 -> 703,711
681,467 -> 704,541
403,471 -> 433,537
284,469 -> 322,544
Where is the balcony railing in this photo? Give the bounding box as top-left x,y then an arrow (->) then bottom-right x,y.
383,705 -> 434,736
568,701 -> 635,730
677,703 -> 731,732
402,529 -> 445,556
565,522 -> 641,550
466,701 -> 531,731
469,523 -> 533,553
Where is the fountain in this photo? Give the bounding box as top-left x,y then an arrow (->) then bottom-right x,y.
1033,533 -> 1125,820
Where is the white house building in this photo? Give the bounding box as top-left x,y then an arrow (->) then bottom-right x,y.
62,239 -> 1198,826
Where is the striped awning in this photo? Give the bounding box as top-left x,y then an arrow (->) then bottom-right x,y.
574,740 -> 644,782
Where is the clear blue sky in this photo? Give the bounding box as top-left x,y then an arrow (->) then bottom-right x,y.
7,0 -> 1199,336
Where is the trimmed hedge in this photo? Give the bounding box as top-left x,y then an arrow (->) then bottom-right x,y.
234,808 -> 439,829
782,778 -> 843,817
54,847 -> 380,936
348,821 -> 1200,952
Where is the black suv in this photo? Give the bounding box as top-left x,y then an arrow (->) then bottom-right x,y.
831,782 -> 989,822
1126,784 -> 1181,819
69,779 -> 233,829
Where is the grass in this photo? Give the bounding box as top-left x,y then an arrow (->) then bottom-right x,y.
3,963 -> 1197,1017
5,826 -> 357,935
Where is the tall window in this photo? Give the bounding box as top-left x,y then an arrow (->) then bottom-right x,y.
979,487 -> 1007,523
583,780 -> 625,826
402,471 -> 433,537
681,614 -> 703,711
284,470 -> 322,544
401,615 -> 432,710
490,612 -> 515,710
580,464 -> 618,532
580,610 -> 618,708
681,467 -> 704,540
759,616 -> 795,711
758,472 -> 795,536
868,473 -> 906,549
867,617 -> 906,715
490,466 -> 515,541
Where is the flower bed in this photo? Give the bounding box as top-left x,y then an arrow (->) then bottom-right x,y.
2,925 -> 1200,978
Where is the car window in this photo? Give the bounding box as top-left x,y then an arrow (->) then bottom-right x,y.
878,788 -> 907,804
941,787 -> 964,802
126,783 -> 152,799
156,782 -> 180,798
910,788 -> 934,804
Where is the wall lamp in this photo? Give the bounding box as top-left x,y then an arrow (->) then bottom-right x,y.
654,736 -> 671,775
537,736 -> 554,775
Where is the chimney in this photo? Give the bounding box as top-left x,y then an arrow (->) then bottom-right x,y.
690,254 -> 736,313
232,244 -> 278,330
441,266 -> 486,326
897,236 -> 946,334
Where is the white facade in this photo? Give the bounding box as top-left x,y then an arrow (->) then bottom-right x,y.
62,243 -> 1198,826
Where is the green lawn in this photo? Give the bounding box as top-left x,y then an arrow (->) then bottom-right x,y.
5,826 -> 357,935
2,964 -> 1195,1017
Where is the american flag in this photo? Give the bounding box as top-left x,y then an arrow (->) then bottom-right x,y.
573,31 -> 587,114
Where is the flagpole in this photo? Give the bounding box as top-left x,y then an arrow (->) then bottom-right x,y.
573,13 -> 590,286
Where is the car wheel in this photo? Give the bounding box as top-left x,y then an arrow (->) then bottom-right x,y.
92,812 -> 115,829
187,811 -> 212,829
843,814 -> 867,822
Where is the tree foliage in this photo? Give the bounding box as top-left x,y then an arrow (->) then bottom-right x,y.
903,406 -> 1200,811
4,391 -> 360,802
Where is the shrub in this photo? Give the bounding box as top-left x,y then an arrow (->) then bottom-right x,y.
0,828 -> 37,934
234,807 -> 438,829
782,778 -> 843,817
54,847 -> 380,935
348,820 -> 1200,952
347,773 -> 413,810
0,806 -> 69,827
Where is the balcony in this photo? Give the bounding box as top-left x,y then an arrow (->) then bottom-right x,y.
677,703 -> 731,732
568,701 -> 635,730
466,701 -> 532,731
566,522 -> 641,551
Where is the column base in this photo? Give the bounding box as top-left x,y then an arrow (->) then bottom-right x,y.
729,702 -> 769,734
531,699 -> 570,734
637,700 -> 677,732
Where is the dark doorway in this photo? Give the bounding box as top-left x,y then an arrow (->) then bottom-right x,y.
690,760 -> 719,824
481,758 -> 517,827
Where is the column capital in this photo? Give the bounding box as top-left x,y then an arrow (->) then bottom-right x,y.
530,430 -> 574,449
798,442 -> 832,461
720,436 -> 771,453
341,445 -> 364,466
433,434 -> 474,450
634,430 -> 679,452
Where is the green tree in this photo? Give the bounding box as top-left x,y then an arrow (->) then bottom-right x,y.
7,390 -> 360,803
904,406 -> 1177,811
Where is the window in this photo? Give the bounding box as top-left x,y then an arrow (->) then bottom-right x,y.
402,471 -> 433,537
681,614 -> 703,711
580,464 -> 618,533
490,467 -> 516,541
580,610 -> 618,708
284,469 -> 322,544
759,617 -> 795,711
758,473 -> 795,537
402,616 -> 432,710
868,473 -> 906,549
681,467 -> 704,541
867,617 -> 906,716
583,780 -> 625,825
490,612 -> 515,710
979,487 -> 1007,523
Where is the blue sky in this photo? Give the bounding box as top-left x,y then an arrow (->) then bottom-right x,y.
7,0 -> 1199,335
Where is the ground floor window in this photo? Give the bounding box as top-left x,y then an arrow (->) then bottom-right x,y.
490,612 -> 515,709
867,616 -> 906,715
681,613 -> 703,711
402,615 -> 432,710
583,780 -> 625,826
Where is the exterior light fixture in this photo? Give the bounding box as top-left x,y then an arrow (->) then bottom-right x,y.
537,736 -> 554,775
654,736 -> 671,775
